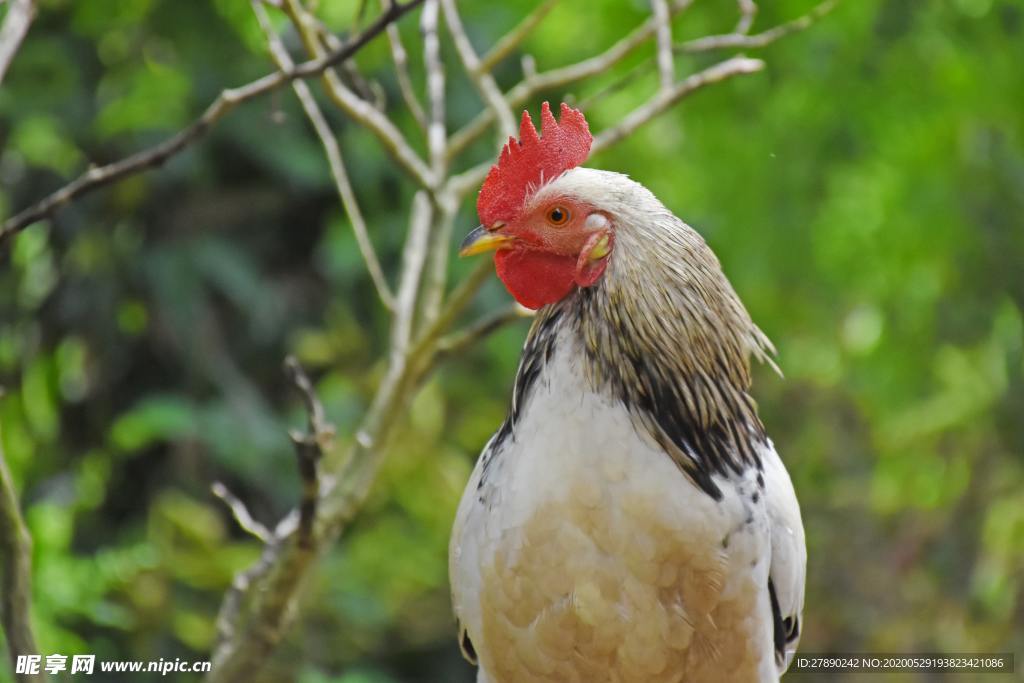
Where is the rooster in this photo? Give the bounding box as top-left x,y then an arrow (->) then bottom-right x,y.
449,103 -> 805,683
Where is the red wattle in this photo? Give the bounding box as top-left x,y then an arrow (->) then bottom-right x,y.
494,249 -> 577,310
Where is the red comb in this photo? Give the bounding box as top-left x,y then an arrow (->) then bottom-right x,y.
477,102 -> 592,227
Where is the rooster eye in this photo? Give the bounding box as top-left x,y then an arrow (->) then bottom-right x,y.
547,206 -> 570,226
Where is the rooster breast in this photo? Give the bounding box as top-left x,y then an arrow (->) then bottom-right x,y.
450,324 -> 788,683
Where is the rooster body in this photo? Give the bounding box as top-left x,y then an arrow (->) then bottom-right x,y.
451,108 -> 805,683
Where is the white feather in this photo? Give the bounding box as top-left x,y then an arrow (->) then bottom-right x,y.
451,336 -> 799,682
764,440 -> 807,672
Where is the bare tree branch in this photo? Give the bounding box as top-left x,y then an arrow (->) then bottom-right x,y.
284,356 -> 333,546
445,0 -> 695,163
387,1 -> 447,359
736,0 -> 758,35
421,208 -> 455,325
0,0 -> 34,86
413,259 -> 494,353
440,0 -> 517,138
448,55 -> 764,199
208,262 -> 490,683
300,12 -> 388,110
593,56 -> 765,153
421,0 -> 447,179
211,482 -> 272,544
651,0 -> 675,91
384,0 -> 427,130
477,0 -> 559,75
677,0 -> 838,53
209,508 -> 313,683
391,192 -> 434,357
574,58 -> 651,113
417,1 -> 455,327
449,59 -> 763,204
281,0 -> 434,190
208,358 -> 334,681
436,303 -> 533,360
0,420 -> 45,683
0,0 -> 426,246
253,0 -> 396,309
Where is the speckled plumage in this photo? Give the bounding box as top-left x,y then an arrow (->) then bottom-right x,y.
451,168 -> 805,682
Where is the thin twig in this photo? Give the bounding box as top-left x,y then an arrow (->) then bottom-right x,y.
210,269 -> 516,683
253,0 -> 396,309
301,12 -> 388,112
207,356 -> 334,683
0,421 -> 45,683
736,0 -> 758,34
677,0 -> 838,53
383,0 -> 427,130
211,482 -> 272,544
391,192 -> 434,357
316,287 -> 455,538
444,0 -> 695,163
284,356 -> 333,547
302,12 -> 386,109
436,303 -> 532,360
593,56 -> 765,153
440,0 -> 517,138
446,56 -> 761,202
450,55 -> 764,200
651,0 -> 674,91
0,0 -> 426,246
420,207 -> 454,325
477,0 -> 559,75
209,510 -> 310,683
574,57 -> 651,113
413,258 -> 494,354
282,0 -> 435,190
387,1 -> 443,357
0,0 -> 34,85
421,0 -> 446,177
418,1 -> 454,326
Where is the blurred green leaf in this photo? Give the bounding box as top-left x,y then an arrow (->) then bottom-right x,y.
9,115 -> 83,174
109,396 -> 197,452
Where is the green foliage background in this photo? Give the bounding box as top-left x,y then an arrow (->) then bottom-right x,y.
1,0 -> 1022,681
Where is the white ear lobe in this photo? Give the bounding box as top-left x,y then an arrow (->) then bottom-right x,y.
585,213 -> 609,231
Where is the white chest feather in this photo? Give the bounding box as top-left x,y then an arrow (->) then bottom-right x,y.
450,337 -> 794,683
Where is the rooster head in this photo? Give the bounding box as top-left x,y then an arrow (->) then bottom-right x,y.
460,102 -> 612,310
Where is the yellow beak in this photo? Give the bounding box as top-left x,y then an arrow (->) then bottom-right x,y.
459,225 -> 515,257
